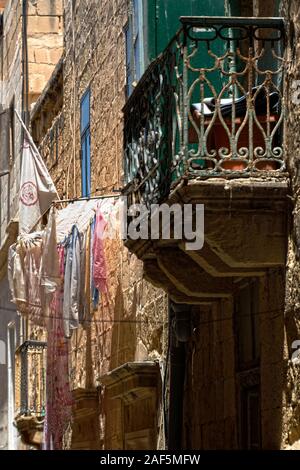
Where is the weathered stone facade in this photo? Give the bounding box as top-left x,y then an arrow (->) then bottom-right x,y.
181,271 -> 287,449
31,0 -> 168,450
276,0 -> 300,449
3,0 -> 300,452
0,0 -> 63,247
0,0 -> 63,449
118,0 -> 300,451
28,0 -> 300,451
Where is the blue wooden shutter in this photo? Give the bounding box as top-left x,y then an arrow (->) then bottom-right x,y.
133,0 -> 141,79
125,0 -> 144,97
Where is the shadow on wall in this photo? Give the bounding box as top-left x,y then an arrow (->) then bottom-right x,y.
109,279 -> 138,370
284,264 -> 300,447
182,269 -> 286,450
99,278 -> 138,450
259,269 -> 285,450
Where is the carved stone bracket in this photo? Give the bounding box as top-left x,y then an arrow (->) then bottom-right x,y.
14,415 -> 44,448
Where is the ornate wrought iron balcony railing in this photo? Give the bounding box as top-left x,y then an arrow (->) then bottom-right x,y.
15,340 -> 47,418
123,17 -> 285,206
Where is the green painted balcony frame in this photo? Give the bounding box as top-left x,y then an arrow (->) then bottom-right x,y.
123,16 -> 286,207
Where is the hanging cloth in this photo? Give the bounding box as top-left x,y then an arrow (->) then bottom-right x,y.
44,245 -> 73,450
92,207 -> 108,294
63,225 -> 81,338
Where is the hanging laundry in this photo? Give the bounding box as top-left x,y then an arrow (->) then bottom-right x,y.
63,225 -> 81,338
7,195 -> 118,451
81,221 -> 92,323
41,207 -> 60,327
41,207 -> 60,294
8,211 -> 60,327
8,232 -> 45,326
19,137 -> 58,235
8,197 -> 116,333
79,227 -> 88,323
56,200 -> 90,242
23,234 -> 44,326
8,242 -> 27,313
90,214 -> 99,311
44,245 -> 73,450
92,206 -> 108,294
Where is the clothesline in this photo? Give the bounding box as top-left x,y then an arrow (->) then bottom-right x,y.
8,201 -> 114,334
8,198 -> 122,448
52,193 -> 121,205
0,303 -> 284,325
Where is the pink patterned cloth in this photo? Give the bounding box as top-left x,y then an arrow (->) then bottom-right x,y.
23,236 -> 44,325
44,245 -> 73,450
92,208 -> 108,293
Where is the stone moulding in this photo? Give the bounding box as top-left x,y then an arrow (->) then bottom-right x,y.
98,361 -> 160,405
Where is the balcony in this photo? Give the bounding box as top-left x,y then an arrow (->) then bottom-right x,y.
15,340 -> 47,447
124,16 -> 286,203
123,17 -> 289,302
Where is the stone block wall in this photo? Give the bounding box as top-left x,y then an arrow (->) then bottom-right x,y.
183,300 -> 238,449
0,0 -> 22,247
30,0 -> 295,450
182,269 -> 288,450
7,0 -> 300,450
0,0 -> 63,450
30,0 -> 168,450
275,0 -> 300,449
27,0 -> 63,105
59,0 -> 168,384
0,0 -> 63,247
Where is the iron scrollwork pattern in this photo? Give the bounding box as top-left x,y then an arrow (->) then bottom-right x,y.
123,30 -> 185,208
15,340 -> 47,418
123,17 -> 286,205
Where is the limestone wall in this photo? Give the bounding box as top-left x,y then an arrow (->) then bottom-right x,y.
183,300 -> 238,449
31,0 -> 168,450
276,0 -> 300,449
0,0 -> 22,246
0,0 -> 63,247
0,0 -> 63,450
27,0 -> 63,106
